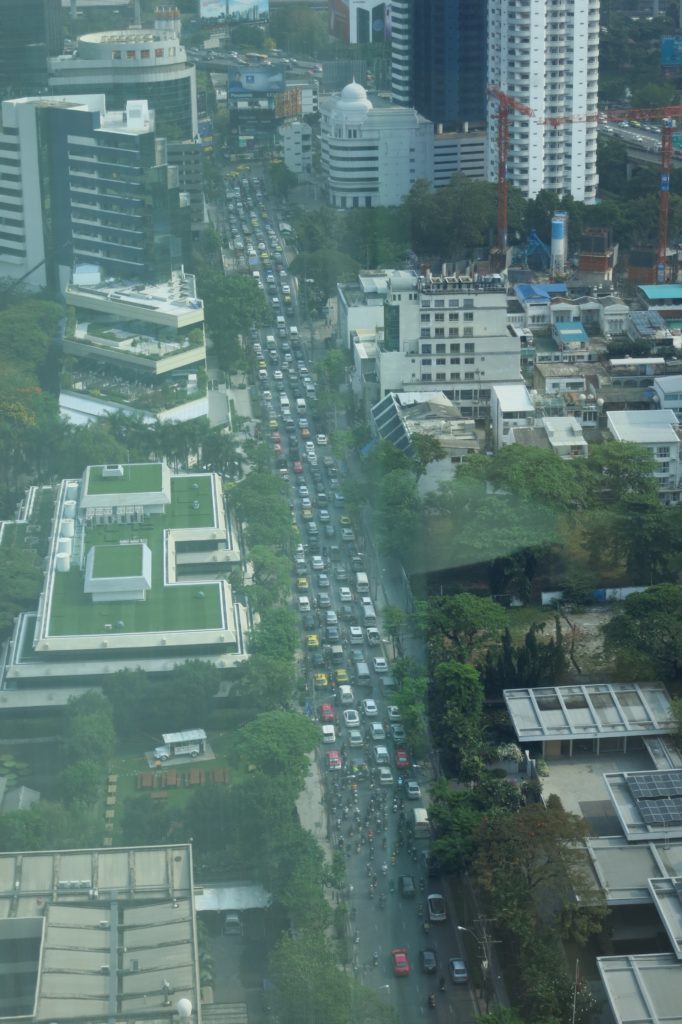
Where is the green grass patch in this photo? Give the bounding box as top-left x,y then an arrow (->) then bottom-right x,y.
85,463 -> 163,496
92,543 -> 144,579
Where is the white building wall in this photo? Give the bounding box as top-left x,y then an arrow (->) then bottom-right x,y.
486,0 -> 599,202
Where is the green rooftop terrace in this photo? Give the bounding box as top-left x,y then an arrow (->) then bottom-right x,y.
47,475 -> 224,638
84,463 -> 163,497
92,543 -> 145,579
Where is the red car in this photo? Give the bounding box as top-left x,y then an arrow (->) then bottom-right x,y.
326,750 -> 342,771
395,749 -> 410,770
392,948 -> 410,976
319,703 -> 335,723
293,461 -> 303,474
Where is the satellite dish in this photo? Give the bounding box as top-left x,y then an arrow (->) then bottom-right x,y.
176,999 -> 193,1019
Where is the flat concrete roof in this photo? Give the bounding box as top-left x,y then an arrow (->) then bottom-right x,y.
598,953 -> 682,1024
504,683 -> 673,743
650,877 -> 682,959
0,845 -> 200,1024
491,383 -> 534,411
607,408 -> 681,445
587,836 -> 682,905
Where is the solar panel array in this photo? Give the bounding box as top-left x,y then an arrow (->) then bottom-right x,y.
628,772 -> 682,828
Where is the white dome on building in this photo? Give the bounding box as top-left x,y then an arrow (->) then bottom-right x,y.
337,80 -> 373,112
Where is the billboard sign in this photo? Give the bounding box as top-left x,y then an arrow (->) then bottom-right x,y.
228,0 -> 269,20
661,36 -> 682,67
228,66 -> 285,93
199,0 -> 226,18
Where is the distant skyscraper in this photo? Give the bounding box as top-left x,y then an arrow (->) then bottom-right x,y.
486,0 -> 599,202
391,0 -> 485,131
0,0 -> 62,94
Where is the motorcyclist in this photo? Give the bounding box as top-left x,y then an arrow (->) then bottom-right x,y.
427,994 -> 436,1008
439,976 -> 446,991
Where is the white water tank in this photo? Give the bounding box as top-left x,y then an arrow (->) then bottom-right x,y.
57,538 -> 72,557
62,500 -> 77,519
55,553 -> 71,573
66,482 -> 79,501
61,519 -> 75,538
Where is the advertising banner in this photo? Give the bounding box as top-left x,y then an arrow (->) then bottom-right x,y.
228,66 -> 285,93
199,0 -> 226,19
661,36 -> 682,66
275,88 -> 302,119
228,0 -> 269,21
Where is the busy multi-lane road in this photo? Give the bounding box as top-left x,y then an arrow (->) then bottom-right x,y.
222,172 -> 479,1022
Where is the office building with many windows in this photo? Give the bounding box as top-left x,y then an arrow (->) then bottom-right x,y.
486,0 -> 599,201
48,30 -> 198,141
0,95 -> 191,290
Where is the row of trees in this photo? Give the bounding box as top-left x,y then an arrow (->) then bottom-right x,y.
420,595 -> 603,1024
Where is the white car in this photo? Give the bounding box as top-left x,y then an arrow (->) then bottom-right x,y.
301,497 -> 312,509
339,587 -> 352,603
390,723 -> 406,742
307,453 -> 318,466
273,370 -> 283,381
373,657 -> 388,674
406,780 -> 421,800
319,509 -> 330,522
387,705 -> 401,721
427,894 -> 447,923
349,625 -> 363,644
298,596 -> 311,612
348,728 -> 363,747
298,485 -> 309,498
377,767 -> 394,785
305,440 -> 315,453
362,698 -> 378,717
316,433 -> 328,446
343,709 -> 360,727
311,555 -> 325,571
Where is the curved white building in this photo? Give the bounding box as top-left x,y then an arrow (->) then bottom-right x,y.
320,81 -> 433,208
48,29 -> 197,140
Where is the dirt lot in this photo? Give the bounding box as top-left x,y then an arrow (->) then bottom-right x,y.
558,605 -> 617,678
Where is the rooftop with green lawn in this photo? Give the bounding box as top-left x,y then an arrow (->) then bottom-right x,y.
84,463 -> 164,497
91,543 -> 145,579
46,472 -> 225,638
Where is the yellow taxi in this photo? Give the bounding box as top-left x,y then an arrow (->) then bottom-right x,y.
307,633 -> 320,648
269,417 -> 278,429
335,668 -> 350,685
314,672 -> 329,688
340,515 -> 352,526
258,359 -> 267,369
302,508 -> 313,520
297,577 -> 309,591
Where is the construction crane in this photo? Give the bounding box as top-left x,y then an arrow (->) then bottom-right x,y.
487,86 -> 535,255
540,104 -> 682,284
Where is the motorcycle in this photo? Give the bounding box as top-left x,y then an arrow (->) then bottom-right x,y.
372,952 -> 379,967
439,977 -> 446,992
428,994 -> 436,1009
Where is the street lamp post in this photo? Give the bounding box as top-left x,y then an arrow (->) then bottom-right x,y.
457,924 -> 492,1010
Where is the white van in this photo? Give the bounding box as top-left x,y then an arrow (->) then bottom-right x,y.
289,325 -> 299,341
412,807 -> 431,837
276,315 -> 286,336
361,597 -> 377,624
321,724 -> 336,744
338,685 -> 354,705
356,571 -> 369,594
374,745 -> 390,765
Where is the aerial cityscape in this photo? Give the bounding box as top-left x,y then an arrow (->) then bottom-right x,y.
1,2 -> 682,1024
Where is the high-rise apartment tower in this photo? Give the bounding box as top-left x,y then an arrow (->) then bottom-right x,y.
486,0 -> 599,201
